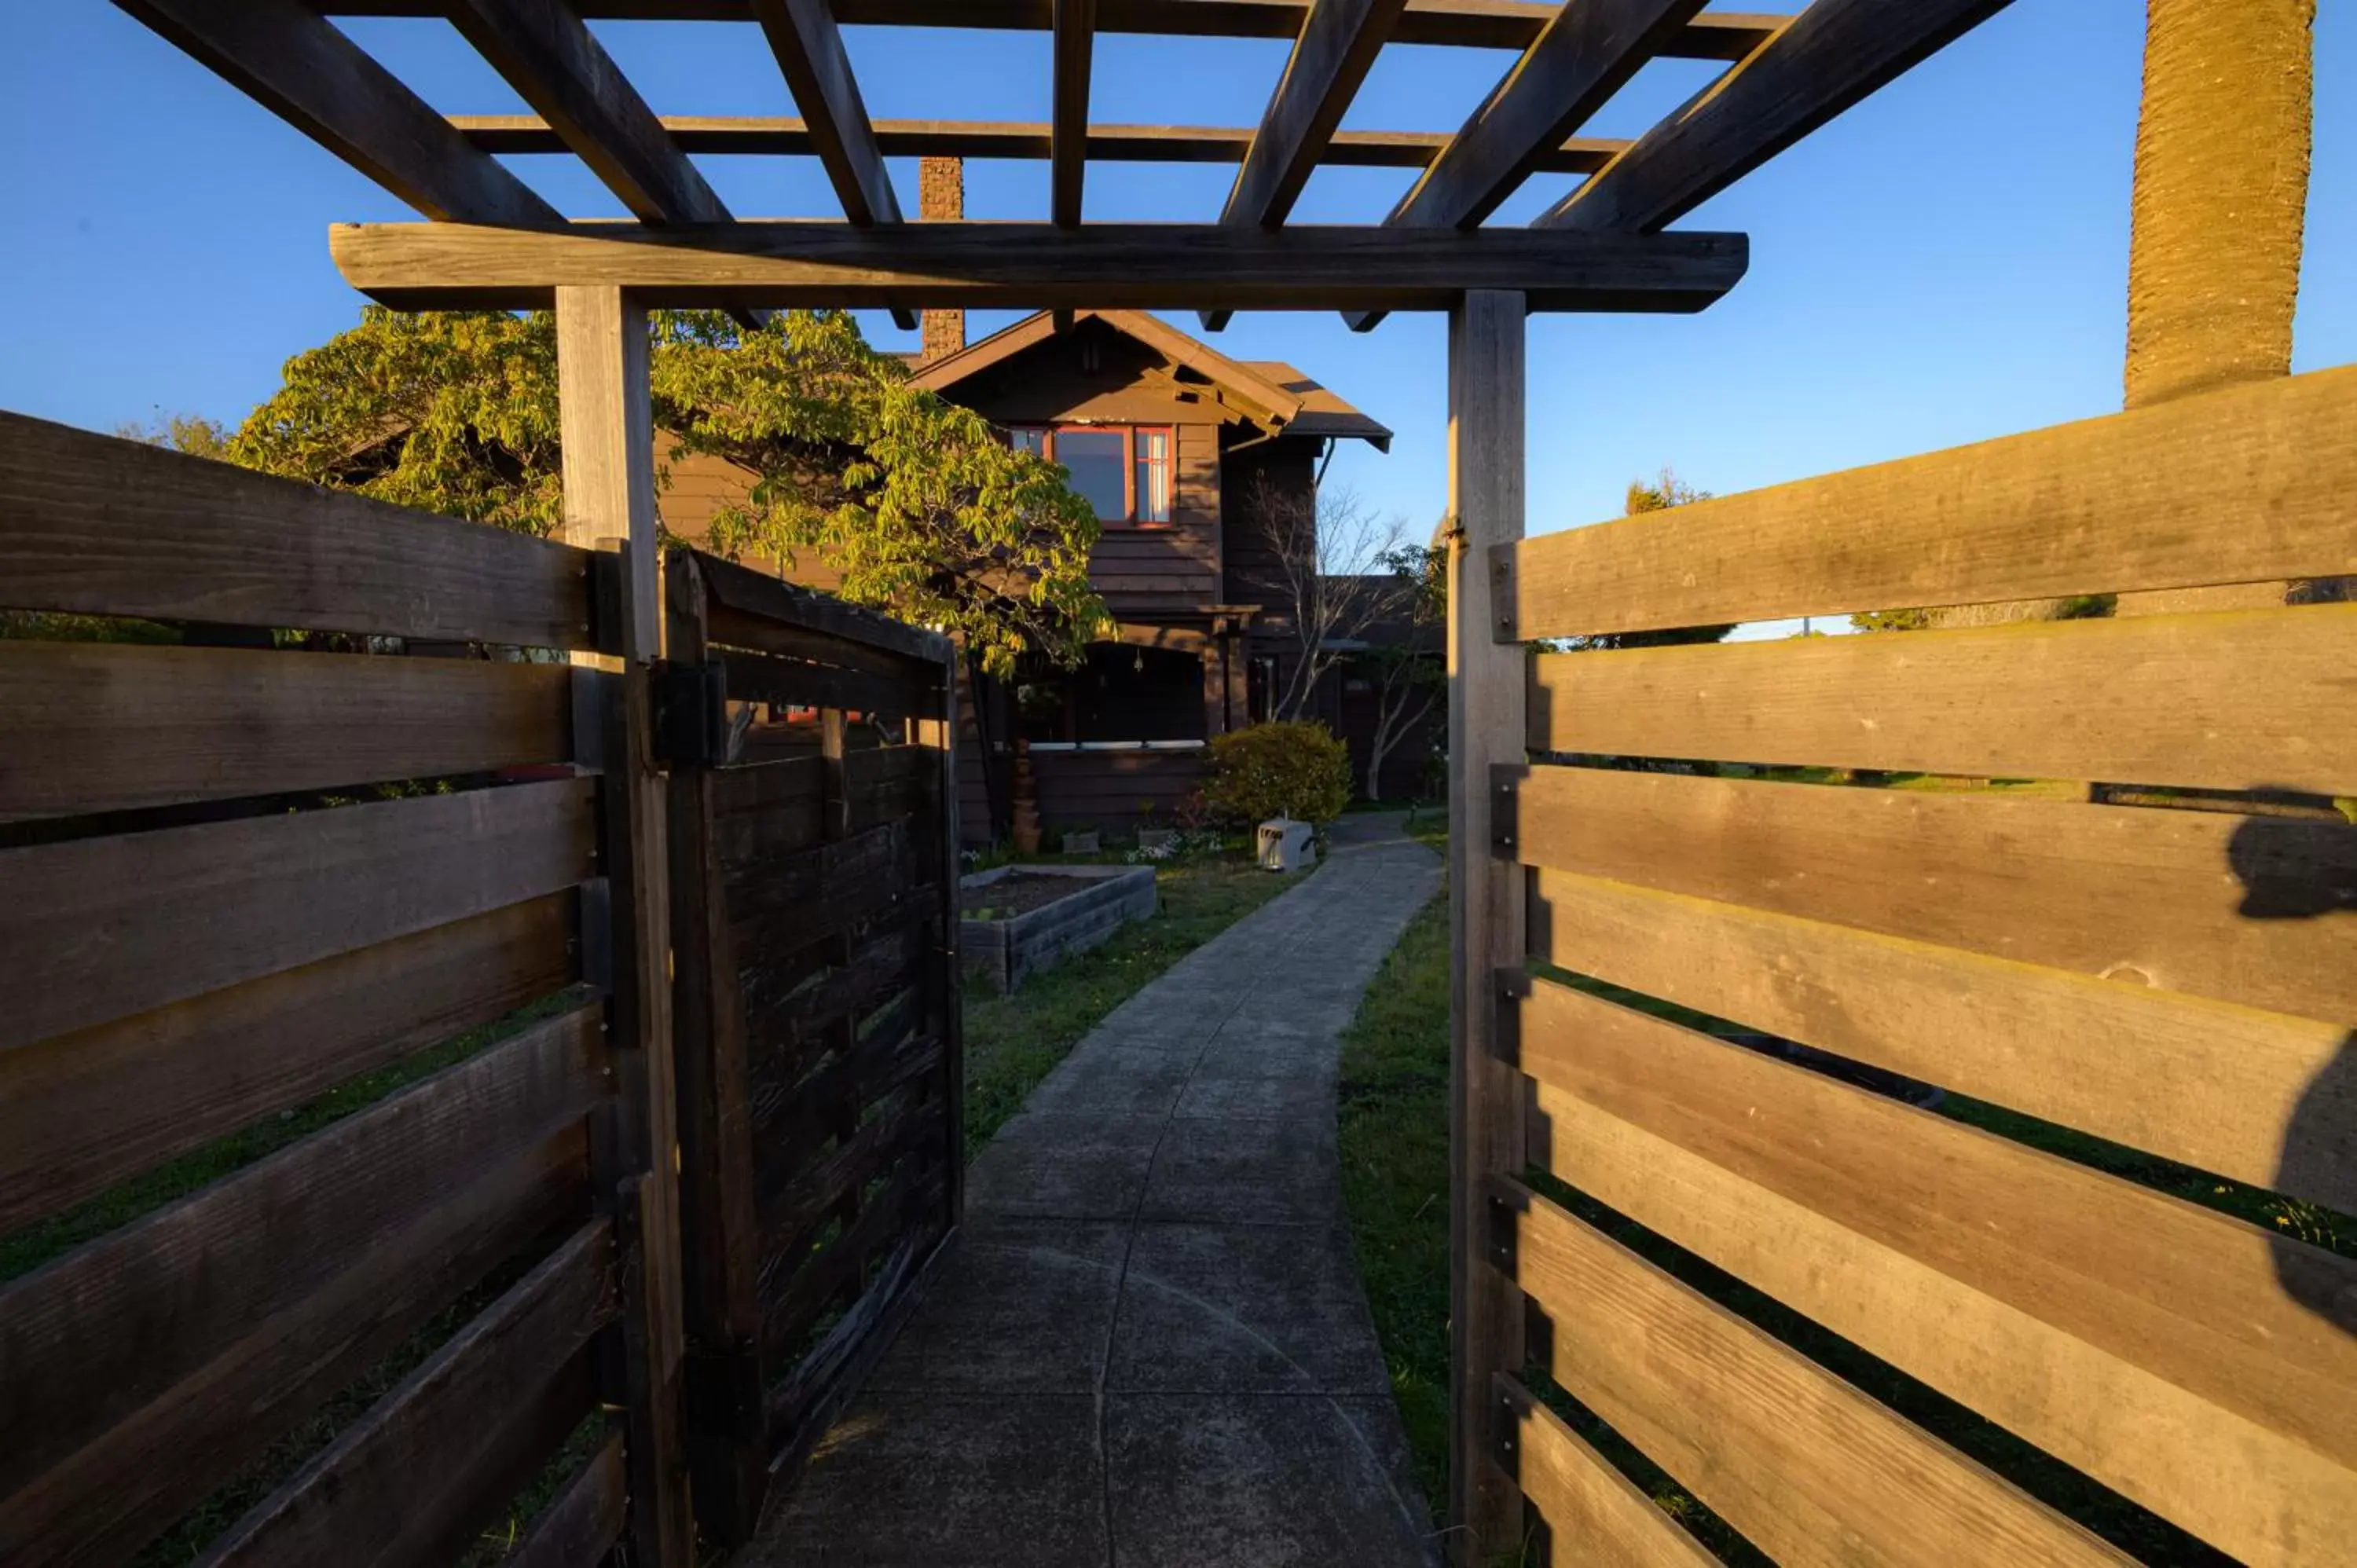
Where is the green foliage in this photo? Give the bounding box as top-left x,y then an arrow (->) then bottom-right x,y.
117,412 -> 234,460
224,306 -> 1106,676
230,308 -> 564,534
1203,720 -> 1353,826
1571,468 -> 1736,650
655,311 -> 1107,676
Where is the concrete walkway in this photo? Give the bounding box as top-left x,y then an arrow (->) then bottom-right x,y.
750,815 -> 1444,1567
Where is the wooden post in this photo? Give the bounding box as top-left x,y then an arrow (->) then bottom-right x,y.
920,655 -> 966,1224
559,286 -> 694,1566
1447,288 -> 1527,1565
664,558 -> 772,1546
559,285 -> 660,654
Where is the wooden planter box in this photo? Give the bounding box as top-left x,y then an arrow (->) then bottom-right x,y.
961,864 -> 1158,995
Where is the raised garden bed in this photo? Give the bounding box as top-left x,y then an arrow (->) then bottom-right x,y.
960,864 -> 1158,994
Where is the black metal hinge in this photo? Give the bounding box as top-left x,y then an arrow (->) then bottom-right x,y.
653,660 -> 728,768
1489,763 -> 1526,857
1490,967 -> 1530,1068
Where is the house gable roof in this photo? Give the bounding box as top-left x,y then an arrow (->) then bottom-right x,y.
907,309 -> 1391,450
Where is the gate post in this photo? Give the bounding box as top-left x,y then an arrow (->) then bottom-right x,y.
559,285 -> 695,1566
1447,289 -> 1528,1563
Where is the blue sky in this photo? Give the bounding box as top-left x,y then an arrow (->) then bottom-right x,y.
3,2 -> 2350,576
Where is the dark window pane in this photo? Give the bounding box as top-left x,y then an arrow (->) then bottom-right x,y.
1009,427 -> 1047,458
1056,429 -> 1128,519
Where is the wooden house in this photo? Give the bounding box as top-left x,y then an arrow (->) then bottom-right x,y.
663,295 -> 1407,844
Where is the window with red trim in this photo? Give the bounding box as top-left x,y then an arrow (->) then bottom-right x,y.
1006,425 -> 1175,526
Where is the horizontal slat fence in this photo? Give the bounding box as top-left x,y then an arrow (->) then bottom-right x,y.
1468,365 -> 2357,1566
0,413 -> 682,1568
663,548 -> 964,1548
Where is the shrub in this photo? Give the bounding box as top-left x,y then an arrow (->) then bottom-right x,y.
1203,721 -> 1352,826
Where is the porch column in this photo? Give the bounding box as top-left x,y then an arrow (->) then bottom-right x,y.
555,284 -> 695,1565
1202,636 -> 1230,736
1447,288 -> 1526,1563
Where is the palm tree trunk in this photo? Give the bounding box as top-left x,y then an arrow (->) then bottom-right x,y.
2124,0 -> 2313,411
2115,0 -> 2320,616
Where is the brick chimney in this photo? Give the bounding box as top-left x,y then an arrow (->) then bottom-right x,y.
918,157 -> 966,364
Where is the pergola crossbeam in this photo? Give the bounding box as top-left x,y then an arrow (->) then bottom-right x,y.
451,115 -> 1630,174
1540,0 -> 2018,232
328,220 -> 1749,313
112,0 -> 561,228
325,3 -> 1787,61
1200,0 -> 1410,332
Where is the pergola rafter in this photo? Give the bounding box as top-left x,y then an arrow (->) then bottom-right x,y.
747,0 -> 918,327
1199,0 -> 1410,332
445,0 -> 768,328
104,2 -> 2025,327
117,0 -> 563,228
1340,0 -> 1716,331
1540,0 -> 2014,231
1051,0 -> 1098,228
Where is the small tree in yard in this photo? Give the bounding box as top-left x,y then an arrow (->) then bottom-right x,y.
1244,471 -> 1424,719
1204,721 -> 1352,827
1355,537 -> 1446,800
226,306 -> 1106,676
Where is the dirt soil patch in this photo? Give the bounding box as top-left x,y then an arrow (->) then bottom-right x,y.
961,870 -> 1098,921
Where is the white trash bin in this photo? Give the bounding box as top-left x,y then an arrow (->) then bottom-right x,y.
1257,816 -> 1317,873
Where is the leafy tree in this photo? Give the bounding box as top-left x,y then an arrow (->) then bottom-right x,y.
1356,538 -> 1446,800
227,306 -> 1106,675
118,412 -> 234,460
1567,468 -> 1736,650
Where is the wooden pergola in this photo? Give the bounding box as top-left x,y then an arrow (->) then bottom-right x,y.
112,0 -> 2023,1556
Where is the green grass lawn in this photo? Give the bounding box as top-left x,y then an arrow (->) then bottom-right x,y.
961,852 -> 1295,1155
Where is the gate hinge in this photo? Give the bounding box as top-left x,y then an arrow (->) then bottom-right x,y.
1490,968 -> 1530,1068
653,660 -> 728,768
1489,763 -> 1527,857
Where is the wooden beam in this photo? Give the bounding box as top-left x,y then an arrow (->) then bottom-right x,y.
1201,0 -> 1410,331
1052,0 -> 1098,227
453,113 -> 1630,172
747,0 -> 916,328
114,0 -> 559,225
1540,0 -> 2014,231
332,2 -> 1787,60
1446,289 -> 1527,1562
750,0 -> 900,223
445,0 -> 767,329
1498,363 -> 2357,641
449,0 -> 730,227
328,220 -> 1748,312
557,287 -> 661,658
1401,0 -> 1705,229
1343,0 -> 1706,330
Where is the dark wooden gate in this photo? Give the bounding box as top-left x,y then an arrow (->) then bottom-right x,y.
658,548 -> 965,1547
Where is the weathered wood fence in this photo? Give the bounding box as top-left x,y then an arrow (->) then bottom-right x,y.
1449,344 -> 2357,1565
662,550 -> 963,1547
0,414 -> 962,1566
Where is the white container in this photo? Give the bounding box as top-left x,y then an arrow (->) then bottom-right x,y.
1257,817 -> 1317,873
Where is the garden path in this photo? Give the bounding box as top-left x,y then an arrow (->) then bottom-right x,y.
746,812 -> 1444,1566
